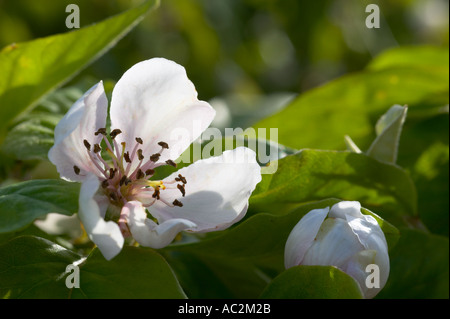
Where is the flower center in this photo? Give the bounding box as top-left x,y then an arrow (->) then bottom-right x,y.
74,128 -> 187,209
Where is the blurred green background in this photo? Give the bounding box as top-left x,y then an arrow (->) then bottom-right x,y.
1,0 -> 448,100
0,0 -> 448,299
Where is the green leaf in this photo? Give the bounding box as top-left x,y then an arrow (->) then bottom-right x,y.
0,179 -> 80,234
162,251 -> 271,298
259,265 -> 363,299
249,149 -> 417,225
0,236 -> 80,298
166,198 -> 399,264
0,0 -> 159,140
366,104 -> 408,164
378,229 -> 449,299
412,141 -> 449,236
254,47 -> 448,152
1,85 -> 84,160
70,247 -> 186,299
368,46 -> 449,71
1,113 -> 61,160
0,236 -> 186,299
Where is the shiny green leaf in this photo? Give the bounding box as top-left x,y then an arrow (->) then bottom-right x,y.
249,149 -> 417,225
260,265 -> 363,299
0,236 -> 186,299
0,0 -> 159,140
0,179 -> 79,234
378,229 -> 449,299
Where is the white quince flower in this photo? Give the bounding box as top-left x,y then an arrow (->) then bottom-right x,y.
48,58 -> 261,260
284,201 -> 389,298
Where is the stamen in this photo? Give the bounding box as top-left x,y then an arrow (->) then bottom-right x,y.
83,139 -> 91,151
112,139 -> 122,160
84,140 -> 108,178
136,169 -> 145,179
145,169 -> 155,176
120,175 -> 128,186
165,159 -> 177,168
106,148 -> 121,172
135,137 -> 143,144
101,180 -> 109,188
158,141 -> 169,149
124,152 -> 131,163
177,184 -> 186,197
152,188 -> 160,200
150,153 -> 161,162
93,144 -> 102,153
95,128 -> 107,136
173,199 -> 183,207
95,153 -> 111,174
175,174 -> 187,184
73,165 -> 81,175
110,129 -> 122,139
109,168 -> 116,179
100,133 -> 120,164
120,142 -> 126,165
137,149 -> 144,161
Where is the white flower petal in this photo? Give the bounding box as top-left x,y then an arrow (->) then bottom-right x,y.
345,214 -> 390,292
346,214 -> 388,253
329,201 -> 362,219
79,175 -> 124,260
344,249 -> 380,299
302,218 -> 365,268
331,201 -> 390,292
48,82 -> 108,182
125,201 -> 196,249
150,147 -> 262,232
109,58 -> 215,168
284,207 -> 329,269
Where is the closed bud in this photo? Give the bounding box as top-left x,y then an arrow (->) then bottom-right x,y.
284,201 -> 389,299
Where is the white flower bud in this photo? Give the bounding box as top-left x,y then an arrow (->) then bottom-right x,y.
284,201 -> 389,298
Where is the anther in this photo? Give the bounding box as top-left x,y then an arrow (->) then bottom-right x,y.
73,165 -> 81,175
135,137 -> 143,144
93,144 -> 102,153
101,180 -> 109,188
120,175 -> 128,186
152,189 -> 160,200
124,152 -> 131,163
136,169 -> 145,179
175,174 -> 187,184
177,184 -> 186,197
158,141 -> 169,149
83,139 -> 91,151
173,199 -> 183,207
145,169 -> 155,176
165,159 -> 177,168
110,129 -> 122,139
150,153 -> 161,162
110,192 -> 118,201
109,168 -> 116,179
137,149 -> 144,161
95,128 -> 107,136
